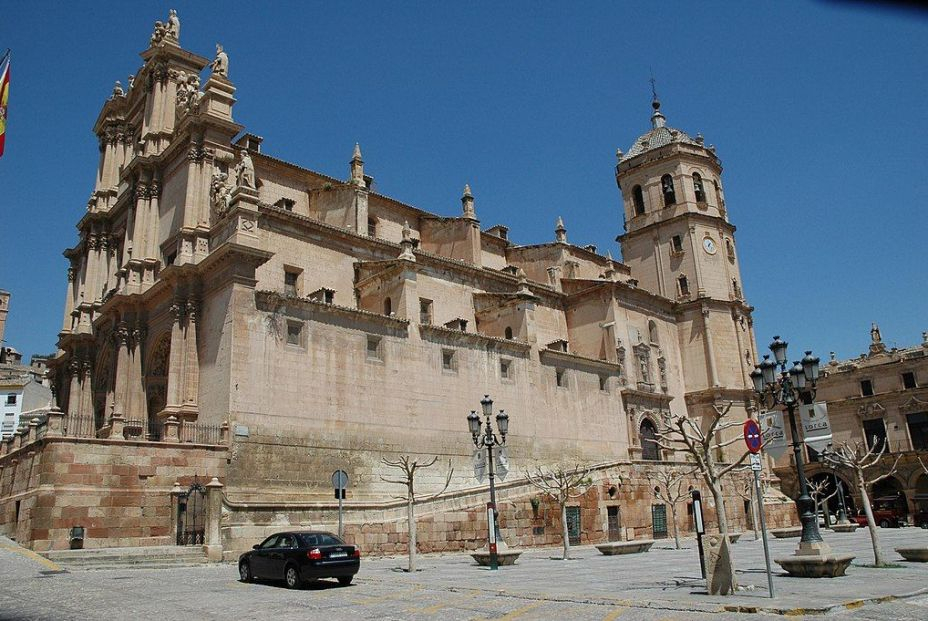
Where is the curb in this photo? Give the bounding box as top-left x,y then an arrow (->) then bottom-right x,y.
721,587 -> 928,616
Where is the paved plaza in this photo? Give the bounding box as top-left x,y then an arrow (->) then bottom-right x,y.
2,529 -> 928,620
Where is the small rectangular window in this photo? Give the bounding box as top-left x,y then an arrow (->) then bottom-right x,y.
670,235 -> 684,253
284,268 -> 301,297
5,393 -> 16,405
556,368 -> 568,388
902,372 -> 917,389
860,379 -> 874,397
275,198 -> 295,211
678,276 -> 690,297
500,359 -> 512,380
419,299 -> 433,325
366,336 -> 383,361
286,320 -> 304,347
442,349 -> 456,372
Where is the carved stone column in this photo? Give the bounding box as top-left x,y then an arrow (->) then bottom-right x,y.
112,322 -> 130,419
702,305 -> 719,388
183,300 -> 200,407
79,358 -> 94,432
66,358 -> 82,421
165,298 -> 187,412
128,323 -> 147,424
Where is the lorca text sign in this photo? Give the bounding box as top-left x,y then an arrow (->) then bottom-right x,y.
760,411 -> 788,460
799,403 -> 831,452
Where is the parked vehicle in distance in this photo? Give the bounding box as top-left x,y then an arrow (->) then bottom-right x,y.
239,531 -> 360,588
852,496 -> 909,528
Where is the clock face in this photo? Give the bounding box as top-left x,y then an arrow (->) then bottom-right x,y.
703,237 -> 717,255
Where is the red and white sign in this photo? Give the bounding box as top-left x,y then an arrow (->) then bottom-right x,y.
743,419 -> 762,454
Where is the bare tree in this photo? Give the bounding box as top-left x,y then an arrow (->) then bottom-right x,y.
646,468 -> 691,549
823,440 -> 900,567
808,479 -> 839,528
524,464 -> 594,560
380,455 -> 453,572
654,402 -> 752,594
654,402 -> 751,536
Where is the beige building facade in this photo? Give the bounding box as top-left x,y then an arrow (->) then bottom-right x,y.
774,327 -> 928,525
1,13 -> 796,556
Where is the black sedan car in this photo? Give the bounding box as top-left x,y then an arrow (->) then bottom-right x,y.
239,531 -> 360,588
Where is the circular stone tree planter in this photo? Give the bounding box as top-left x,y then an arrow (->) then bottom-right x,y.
770,527 -> 802,539
775,554 -> 855,577
595,540 -> 655,555
830,523 -> 859,533
470,548 -> 522,566
896,547 -> 928,562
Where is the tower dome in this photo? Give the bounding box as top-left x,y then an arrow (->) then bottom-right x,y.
620,98 -> 701,162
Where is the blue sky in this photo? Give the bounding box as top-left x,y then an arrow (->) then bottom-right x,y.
0,1 -> 926,364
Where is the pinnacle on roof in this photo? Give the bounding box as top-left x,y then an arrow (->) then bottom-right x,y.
554,217 -> 567,244
461,184 -> 476,219
352,142 -> 363,162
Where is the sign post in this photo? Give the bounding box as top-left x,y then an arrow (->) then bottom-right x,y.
691,489 -> 706,579
744,420 -> 775,599
332,469 -> 349,539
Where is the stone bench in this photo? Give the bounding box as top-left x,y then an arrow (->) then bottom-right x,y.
727,532 -> 742,544
595,540 -> 655,555
770,527 -> 802,539
896,547 -> 928,562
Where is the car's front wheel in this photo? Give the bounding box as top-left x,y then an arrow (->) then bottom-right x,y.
337,576 -> 353,586
239,561 -> 253,583
879,519 -> 890,528
284,565 -> 301,589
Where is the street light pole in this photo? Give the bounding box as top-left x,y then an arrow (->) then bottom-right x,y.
467,395 -> 508,571
750,337 -> 824,546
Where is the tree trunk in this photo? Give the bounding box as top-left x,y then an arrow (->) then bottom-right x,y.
710,483 -> 729,536
670,504 -> 680,549
748,492 -> 760,541
561,502 -> 570,560
858,472 -> 884,567
407,497 -> 416,572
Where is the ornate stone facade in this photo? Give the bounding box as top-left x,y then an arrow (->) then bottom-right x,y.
1,14 -> 798,555
774,327 -> 928,524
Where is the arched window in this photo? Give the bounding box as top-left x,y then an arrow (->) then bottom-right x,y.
661,174 -> 676,206
648,320 -> 659,345
693,173 -> 706,202
383,297 -> 392,316
640,419 -> 660,461
504,327 -> 513,340
632,185 -> 645,216
678,274 -> 689,297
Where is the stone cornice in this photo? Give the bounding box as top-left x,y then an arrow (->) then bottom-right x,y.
418,324 -> 532,354
620,386 -> 674,405
255,290 -> 409,331
616,141 -> 723,175
539,348 -> 622,373
617,211 -> 736,243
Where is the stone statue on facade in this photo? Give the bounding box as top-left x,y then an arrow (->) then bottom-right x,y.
235,150 -> 256,189
211,44 -> 229,78
167,9 -> 180,40
111,80 -> 124,99
869,322 -> 886,356
150,10 -> 180,46
175,71 -> 203,114
210,170 -> 233,217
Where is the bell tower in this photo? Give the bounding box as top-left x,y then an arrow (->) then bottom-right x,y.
616,94 -> 757,395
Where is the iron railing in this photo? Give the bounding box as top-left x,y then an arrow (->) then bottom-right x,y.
63,414 -> 97,438
179,421 -> 223,445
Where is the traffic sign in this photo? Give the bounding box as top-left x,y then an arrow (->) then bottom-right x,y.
332,469 -> 349,490
750,453 -> 763,471
743,419 -> 762,454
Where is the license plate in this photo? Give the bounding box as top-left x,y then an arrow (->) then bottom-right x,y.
330,552 -> 347,558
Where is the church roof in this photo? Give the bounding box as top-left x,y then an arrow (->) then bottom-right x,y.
620,99 -> 701,163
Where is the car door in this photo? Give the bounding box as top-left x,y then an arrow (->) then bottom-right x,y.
267,534 -> 294,579
252,534 -> 280,578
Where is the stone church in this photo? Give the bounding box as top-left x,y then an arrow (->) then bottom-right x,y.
1,13 -> 796,556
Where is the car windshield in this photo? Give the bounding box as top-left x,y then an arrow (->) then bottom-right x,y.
299,533 -> 343,547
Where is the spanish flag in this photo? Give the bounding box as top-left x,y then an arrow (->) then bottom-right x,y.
0,52 -> 9,158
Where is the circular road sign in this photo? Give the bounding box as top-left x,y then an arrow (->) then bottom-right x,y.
743,419 -> 762,454
332,469 -> 349,490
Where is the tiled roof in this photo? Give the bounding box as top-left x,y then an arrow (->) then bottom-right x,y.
620,100 -> 701,163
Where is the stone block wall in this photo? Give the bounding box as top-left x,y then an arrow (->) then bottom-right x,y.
0,437 -> 228,551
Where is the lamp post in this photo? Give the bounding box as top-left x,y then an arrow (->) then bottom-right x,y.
827,462 -> 849,524
467,394 -> 509,571
749,336 -> 823,546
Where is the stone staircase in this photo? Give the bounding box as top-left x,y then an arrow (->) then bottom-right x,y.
39,545 -> 209,570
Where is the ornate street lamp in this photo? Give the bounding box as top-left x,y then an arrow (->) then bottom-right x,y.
751,338 -> 823,547
467,394 -> 508,570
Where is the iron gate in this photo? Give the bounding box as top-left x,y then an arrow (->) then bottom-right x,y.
651,504 -> 668,539
566,506 -> 581,545
176,480 -> 206,545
